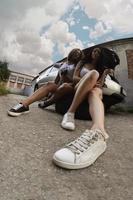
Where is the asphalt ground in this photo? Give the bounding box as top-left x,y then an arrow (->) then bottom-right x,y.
0,94 -> 133,200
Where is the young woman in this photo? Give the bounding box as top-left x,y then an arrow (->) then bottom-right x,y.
8,48 -> 83,117
53,47 -> 120,170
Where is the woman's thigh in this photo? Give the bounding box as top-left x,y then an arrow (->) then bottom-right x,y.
58,82 -> 74,93
74,70 -> 99,91
42,81 -> 58,93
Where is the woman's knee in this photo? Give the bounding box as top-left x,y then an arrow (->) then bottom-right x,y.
60,83 -> 73,90
84,70 -> 99,83
59,84 -> 74,96
90,70 -> 99,80
44,82 -> 57,92
60,83 -> 70,88
89,87 -> 103,99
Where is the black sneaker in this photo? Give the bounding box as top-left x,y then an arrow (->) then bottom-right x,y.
8,103 -> 29,117
38,101 -> 50,109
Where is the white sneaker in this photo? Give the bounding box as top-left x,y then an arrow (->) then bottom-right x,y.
53,129 -> 107,169
61,112 -> 75,131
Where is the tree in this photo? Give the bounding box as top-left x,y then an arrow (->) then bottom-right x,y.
0,61 -> 10,82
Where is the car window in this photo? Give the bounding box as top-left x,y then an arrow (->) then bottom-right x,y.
40,67 -> 52,77
45,67 -> 52,75
46,66 -> 58,75
50,66 -> 58,73
53,63 -> 62,68
39,66 -> 58,79
39,69 -> 49,80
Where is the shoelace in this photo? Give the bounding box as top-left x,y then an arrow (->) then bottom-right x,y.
65,113 -> 74,123
67,130 -> 101,154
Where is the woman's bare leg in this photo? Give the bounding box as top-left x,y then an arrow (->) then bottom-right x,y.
88,87 -> 109,139
68,70 -> 99,113
22,82 -> 58,106
61,70 -> 99,130
53,87 -> 108,169
43,83 -> 74,106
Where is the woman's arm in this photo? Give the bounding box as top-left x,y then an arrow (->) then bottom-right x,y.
96,68 -> 114,88
73,61 -> 83,84
54,73 -> 60,85
54,69 -> 71,86
54,62 -> 64,85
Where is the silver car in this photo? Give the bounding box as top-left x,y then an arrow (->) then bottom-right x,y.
32,61 -> 66,91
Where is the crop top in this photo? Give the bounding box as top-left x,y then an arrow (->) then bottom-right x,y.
59,63 -> 75,81
80,67 -> 90,77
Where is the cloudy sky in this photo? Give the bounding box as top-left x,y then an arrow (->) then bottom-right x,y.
0,0 -> 133,76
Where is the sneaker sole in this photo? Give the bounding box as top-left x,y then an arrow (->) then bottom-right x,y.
53,144 -> 106,169
61,123 -> 75,131
7,110 -> 30,117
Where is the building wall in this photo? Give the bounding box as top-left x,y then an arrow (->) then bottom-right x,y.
126,49 -> 133,79
102,40 -> 133,107
6,71 -> 34,96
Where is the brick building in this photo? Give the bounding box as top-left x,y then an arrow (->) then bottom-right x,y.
126,49 -> 133,79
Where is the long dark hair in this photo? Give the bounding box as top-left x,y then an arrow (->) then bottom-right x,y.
81,47 -> 120,75
67,48 -> 84,65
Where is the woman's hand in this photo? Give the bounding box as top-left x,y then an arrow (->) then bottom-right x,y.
103,68 -> 114,75
72,61 -> 83,84
96,68 -> 114,88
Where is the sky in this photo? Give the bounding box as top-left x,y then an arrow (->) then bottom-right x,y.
0,0 -> 133,76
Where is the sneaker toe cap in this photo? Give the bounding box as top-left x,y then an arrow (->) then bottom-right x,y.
61,122 -> 75,130
53,148 -> 75,164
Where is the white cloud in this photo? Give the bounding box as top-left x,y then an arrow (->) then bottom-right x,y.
86,42 -> 95,47
58,39 -> 84,57
16,31 -> 54,59
65,1 -> 80,27
82,26 -> 89,30
89,21 -> 111,39
47,20 -> 84,56
79,0 -> 133,34
0,30 -> 54,75
1,0 -> 132,76
66,17 -> 76,26
0,0 -> 76,75
21,0 -> 76,32
105,36 -> 114,42
73,5 -> 80,10
47,21 -> 76,43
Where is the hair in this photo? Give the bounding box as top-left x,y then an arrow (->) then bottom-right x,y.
81,46 -> 120,74
67,48 -> 84,64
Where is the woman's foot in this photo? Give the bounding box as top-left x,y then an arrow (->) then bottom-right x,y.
91,127 -> 109,140
61,112 -> 75,131
38,101 -> 51,109
8,103 -> 29,117
53,129 -> 107,169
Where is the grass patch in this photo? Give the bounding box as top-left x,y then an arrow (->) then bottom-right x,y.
0,82 -> 10,95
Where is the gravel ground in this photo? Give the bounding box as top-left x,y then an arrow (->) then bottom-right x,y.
0,94 -> 133,200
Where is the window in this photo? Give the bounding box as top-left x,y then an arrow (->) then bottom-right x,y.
25,78 -> 32,85
17,77 -> 24,83
10,75 -> 17,82
126,50 -> 133,79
